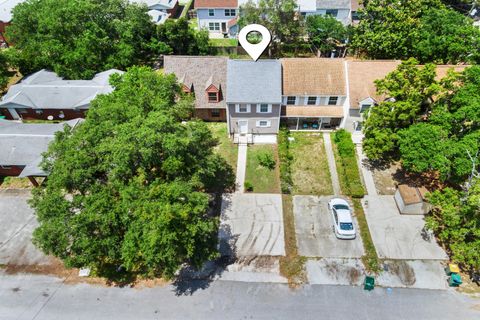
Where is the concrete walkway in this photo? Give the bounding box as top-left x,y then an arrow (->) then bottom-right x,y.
355,144 -> 377,196
322,133 -> 341,195
235,144 -> 247,193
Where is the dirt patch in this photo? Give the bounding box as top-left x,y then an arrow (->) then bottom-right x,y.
388,261 -> 416,286
371,162 -> 400,195
457,272 -> 480,296
236,256 -> 277,271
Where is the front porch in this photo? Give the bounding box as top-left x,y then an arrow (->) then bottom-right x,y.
282,117 -> 342,131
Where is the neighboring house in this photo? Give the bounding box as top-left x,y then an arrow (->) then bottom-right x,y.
195,0 -> 239,38
305,0 -> 352,25
164,55 -> 228,121
281,58 -> 347,131
130,0 -> 180,24
0,118 -> 82,185
0,69 -> 123,121
226,59 -> 282,143
0,0 -> 24,46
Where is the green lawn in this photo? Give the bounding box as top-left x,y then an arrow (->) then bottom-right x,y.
289,132 -> 333,195
245,144 -> 281,194
209,38 -> 238,47
207,122 -> 237,171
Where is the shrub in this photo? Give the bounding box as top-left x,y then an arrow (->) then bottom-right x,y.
244,181 -> 254,192
278,127 -> 294,194
257,151 -> 276,170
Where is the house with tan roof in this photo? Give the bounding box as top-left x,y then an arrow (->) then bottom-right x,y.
164,56 -> 228,121
281,58 -> 347,130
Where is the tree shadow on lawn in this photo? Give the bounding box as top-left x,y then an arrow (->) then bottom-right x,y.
172,223 -> 239,296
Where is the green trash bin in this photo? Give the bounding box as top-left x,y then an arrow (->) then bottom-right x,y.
364,276 -> 375,291
0,116 -> 5,119
449,273 -> 462,287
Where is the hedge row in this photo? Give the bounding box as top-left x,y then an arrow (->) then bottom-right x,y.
333,129 -> 366,198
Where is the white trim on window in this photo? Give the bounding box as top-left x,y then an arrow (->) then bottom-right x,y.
235,104 -> 251,113
208,9 -> 215,17
256,103 -> 272,113
256,120 -> 271,128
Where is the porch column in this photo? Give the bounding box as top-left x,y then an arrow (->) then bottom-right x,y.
296,117 -> 299,130
28,176 -> 39,187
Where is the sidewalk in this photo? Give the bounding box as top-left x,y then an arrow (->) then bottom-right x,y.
322,133 -> 341,195
235,144 -> 247,193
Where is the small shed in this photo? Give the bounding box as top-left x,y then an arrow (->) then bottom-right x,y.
394,185 -> 431,215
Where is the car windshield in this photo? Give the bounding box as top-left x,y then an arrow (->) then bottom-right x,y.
340,222 -> 354,230
333,204 -> 349,210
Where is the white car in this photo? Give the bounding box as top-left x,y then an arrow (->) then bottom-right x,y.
328,198 -> 356,240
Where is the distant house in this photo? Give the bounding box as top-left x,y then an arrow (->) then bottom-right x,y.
226,59 -> 282,143
130,0 -> 180,24
195,0 -> 239,38
299,0 -> 353,25
164,56 -> 228,121
0,118 -> 82,185
0,0 -> 24,46
281,58 -> 347,131
0,69 -> 123,120
394,185 -> 432,215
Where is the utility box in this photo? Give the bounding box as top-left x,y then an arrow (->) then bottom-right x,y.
364,276 -> 375,291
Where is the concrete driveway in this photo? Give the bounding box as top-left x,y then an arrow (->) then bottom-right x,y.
362,195 -> 448,260
219,193 -> 285,257
0,190 -> 51,266
293,196 -> 364,258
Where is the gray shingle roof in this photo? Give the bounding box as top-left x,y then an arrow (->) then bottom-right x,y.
0,119 -> 83,177
316,0 -> 350,9
226,60 -> 282,104
164,56 -> 228,109
0,69 -> 123,110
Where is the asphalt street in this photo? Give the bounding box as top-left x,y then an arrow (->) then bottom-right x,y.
0,271 -> 478,320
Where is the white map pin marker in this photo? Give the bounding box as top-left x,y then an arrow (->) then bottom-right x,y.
238,24 -> 271,62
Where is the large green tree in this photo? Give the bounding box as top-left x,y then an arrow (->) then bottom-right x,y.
6,0 -> 162,79
156,18 -> 210,55
238,0 -> 305,57
30,67 -> 235,281
0,50 -> 10,91
305,15 -> 349,57
414,7 -> 480,64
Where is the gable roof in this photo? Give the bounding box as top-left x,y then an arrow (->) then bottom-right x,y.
0,69 -> 123,110
316,0 -> 350,9
195,0 -> 238,8
130,0 -> 177,10
226,59 -> 282,104
347,60 -> 401,109
0,0 -> 24,22
281,58 -> 346,96
0,119 -> 83,177
164,56 -> 228,109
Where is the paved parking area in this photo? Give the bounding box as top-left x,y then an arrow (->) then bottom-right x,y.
293,196 -> 364,258
0,190 -> 51,266
219,193 -> 285,257
362,195 -> 448,260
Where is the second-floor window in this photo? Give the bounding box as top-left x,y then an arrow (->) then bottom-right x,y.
258,104 -> 270,113
287,96 -> 296,105
326,9 -> 338,17
328,96 -> 338,105
225,9 -> 236,16
307,96 -> 317,105
208,9 -> 215,17
237,104 -> 250,113
208,92 -> 219,102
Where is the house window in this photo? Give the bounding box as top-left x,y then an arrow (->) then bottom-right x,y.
360,104 -> 371,113
35,109 -> 44,115
208,92 -> 218,102
328,96 -> 338,105
236,104 -> 250,113
208,22 -> 220,31
257,120 -> 271,128
208,9 -> 215,17
326,9 -> 338,17
225,9 -> 236,16
16,108 -> 28,114
286,96 -> 296,105
211,109 -> 221,117
307,96 -> 317,105
258,103 -> 270,113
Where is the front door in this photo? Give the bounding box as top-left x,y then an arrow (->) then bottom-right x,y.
239,120 -> 248,134
221,22 -> 227,33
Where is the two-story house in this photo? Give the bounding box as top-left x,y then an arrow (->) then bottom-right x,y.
164,55 -> 228,121
281,58 -> 347,131
130,0 -> 180,24
226,59 -> 282,144
0,69 -> 123,120
195,0 -> 239,38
